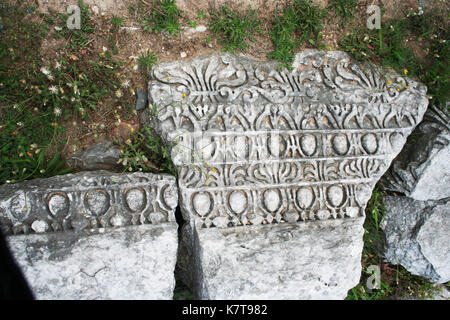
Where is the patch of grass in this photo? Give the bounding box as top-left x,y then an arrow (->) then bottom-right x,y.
197,9 -> 206,20
116,126 -> 175,176
209,5 -> 262,53
111,15 -> 124,29
187,20 -> 197,28
139,0 -> 181,35
0,1 -> 125,185
269,0 -> 326,69
327,0 -> 357,26
293,0 -> 326,45
346,188 -> 438,300
338,29 -> 378,62
138,49 -> 158,73
268,6 -> 298,69
339,6 -> 449,107
0,2 -> 71,184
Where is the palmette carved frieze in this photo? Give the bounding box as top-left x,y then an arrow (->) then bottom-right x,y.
0,172 -> 178,235
146,51 -> 429,229
149,51 -> 427,109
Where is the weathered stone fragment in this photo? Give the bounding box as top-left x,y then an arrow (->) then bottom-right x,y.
0,171 -> 179,299
136,87 -> 148,111
381,195 -> 450,284
144,50 -> 429,299
68,141 -> 122,171
178,218 -> 365,299
381,104 -> 450,201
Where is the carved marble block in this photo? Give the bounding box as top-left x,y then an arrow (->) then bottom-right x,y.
0,171 -> 179,299
144,50 -> 429,299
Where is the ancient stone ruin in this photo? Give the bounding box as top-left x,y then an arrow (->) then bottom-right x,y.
142,50 -> 429,299
380,104 -> 450,284
382,104 -> 450,201
0,50 -> 431,299
0,171 -> 178,299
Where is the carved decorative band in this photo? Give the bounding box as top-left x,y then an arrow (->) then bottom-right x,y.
182,182 -> 373,228
0,176 -> 178,235
172,130 -> 406,166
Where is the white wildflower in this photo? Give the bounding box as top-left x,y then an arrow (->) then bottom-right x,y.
54,107 -> 62,117
121,79 -> 131,88
49,85 -> 58,94
40,67 -> 51,75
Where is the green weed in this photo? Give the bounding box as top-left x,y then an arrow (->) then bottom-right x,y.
197,9 -> 206,20
188,20 -> 197,28
327,0 -> 357,26
138,49 -> 158,73
139,0 -> 181,35
116,126 -> 175,176
111,15 -> 124,29
339,6 -> 449,107
269,0 -> 326,69
209,5 -> 262,53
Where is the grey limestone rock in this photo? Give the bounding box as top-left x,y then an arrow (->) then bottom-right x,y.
381,104 -> 450,201
143,50 -> 429,299
0,171 -> 179,299
68,141 -> 122,171
136,87 -> 148,111
381,195 -> 450,284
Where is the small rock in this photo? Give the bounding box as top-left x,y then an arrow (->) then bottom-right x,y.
68,141 -> 121,171
185,25 -> 207,35
208,43 -> 213,48
92,6 -> 99,15
180,52 -> 187,58
135,88 -> 148,111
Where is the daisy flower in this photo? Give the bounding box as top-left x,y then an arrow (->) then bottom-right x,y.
121,79 -> 131,88
40,67 -> 51,75
49,85 -> 58,94
54,107 -> 62,117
